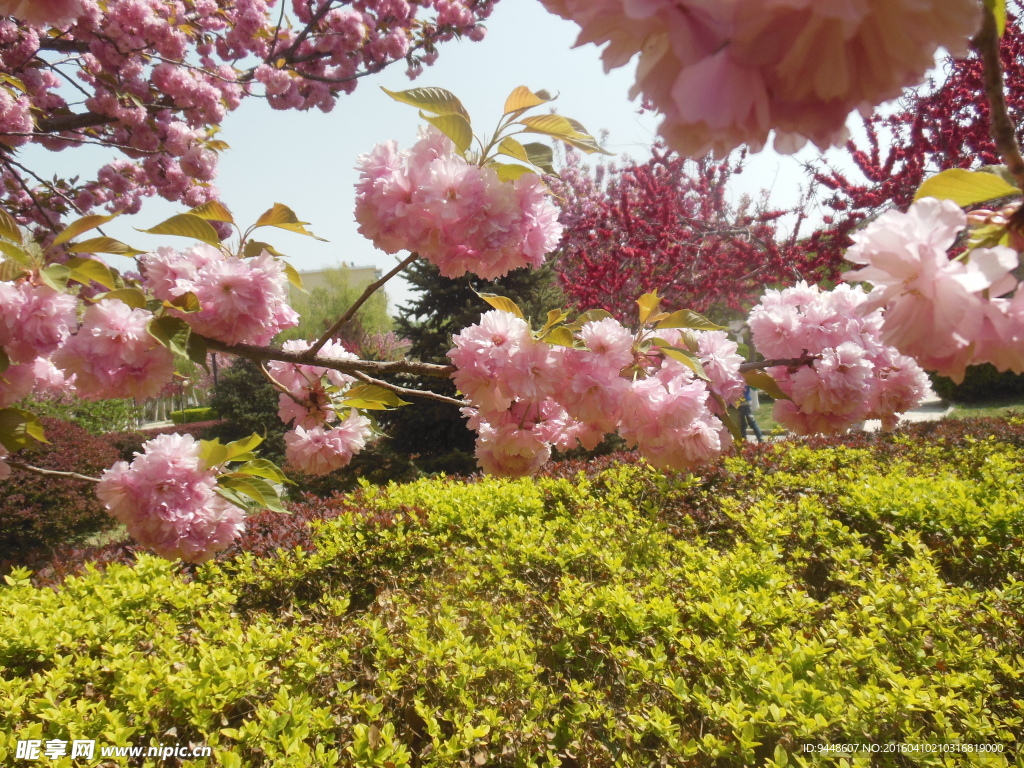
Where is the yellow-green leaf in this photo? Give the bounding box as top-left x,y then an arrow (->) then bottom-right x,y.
253,204 -> 326,241
381,86 -> 470,120
563,308 -> 613,332
656,309 -> 725,331
235,458 -> 291,484
497,137 -> 530,164
165,291 -> 201,313
217,475 -> 287,514
283,261 -> 305,292
651,339 -> 710,381
66,237 -> 145,257
503,85 -> 552,115
518,114 -> 583,139
243,240 -> 287,258
477,292 -> 524,319
342,384 -> 411,409
495,163 -> 536,183
225,433 -> 264,461
53,214 -> 117,246
97,287 -> 147,309
0,260 -> 27,282
914,168 -> 1020,206
189,200 -> 235,223
743,369 -> 791,401
544,326 -> 576,348
148,315 -> 192,358
66,257 -> 117,290
39,264 -> 71,292
199,438 -> 229,470
0,207 -> 23,244
0,348 -> 7,374
138,214 -> 223,247
0,240 -> 34,267
539,308 -> 568,336
522,143 -> 556,174
0,407 -> 48,452
637,290 -> 661,324
986,0 -> 1007,35
420,110 -> 473,154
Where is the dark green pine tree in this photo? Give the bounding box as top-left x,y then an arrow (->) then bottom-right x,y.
379,259 -> 565,475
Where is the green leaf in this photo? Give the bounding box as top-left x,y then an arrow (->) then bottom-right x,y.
97,287 -> 147,309
637,290 -> 661,324
544,327 -> 576,347
253,204 -> 326,241
66,257 -> 117,290
381,86 -> 470,120
420,111 -> 473,154
495,163 -> 537,182
235,458 -> 291,484
986,0 -> 1007,35
0,348 -> 8,374
503,85 -> 553,115
519,115 -> 611,155
217,475 -> 288,514
522,143 -> 556,174
477,292 -> 525,319
721,403 -> 744,445
67,237 -> 145,257
914,168 -> 1020,206
743,369 -> 792,401
187,331 -> 209,370
650,339 -> 710,381
0,407 -> 48,452
199,438 -> 229,470
243,240 -> 287,258
224,433 -> 264,462
656,309 -> 725,331
189,200 -> 235,223
497,137 -> 530,164
138,214 -> 223,247
283,261 -> 305,292
53,213 -> 117,246
563,308 -> 613,331
39,264 -> 71,292
0,207 -> 23,244
0,240 -> 33,267
0,260 -> 27,282
147,315 -> 192,358
539,308 -> 569,336
165,291 -> 201,313
341,384 -> 411,410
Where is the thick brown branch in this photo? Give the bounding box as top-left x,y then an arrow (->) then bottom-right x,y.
36,112 -> 117,134
974,5 -> 1024,189
38,38 -> 90,53
306,252 -> 419,357
204,337 -> 455,379
7,460 -> 100,484
739,354 -> 819,372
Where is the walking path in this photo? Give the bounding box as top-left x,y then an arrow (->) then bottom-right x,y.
862,395 -> 952,432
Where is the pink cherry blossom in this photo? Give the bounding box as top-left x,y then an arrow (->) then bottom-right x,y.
284,411 -> 372,476
0,0 -> 85,27
0,281 -> 77,364
96,433 -> 245,563
51,298 -> 175,400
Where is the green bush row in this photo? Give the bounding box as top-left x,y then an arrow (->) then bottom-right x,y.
169,407 -> 217,425
1,432 -> 1022,766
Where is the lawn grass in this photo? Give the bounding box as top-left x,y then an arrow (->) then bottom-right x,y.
947,396 -> 1024,419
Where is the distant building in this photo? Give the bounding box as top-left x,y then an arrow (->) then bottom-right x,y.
293,263 -> 382,295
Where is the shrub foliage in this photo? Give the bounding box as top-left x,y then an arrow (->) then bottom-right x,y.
2,419 -> 1022,766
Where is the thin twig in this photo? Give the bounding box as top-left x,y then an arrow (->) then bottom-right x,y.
974,4 -> 1024,189
739,354 -> 819,372
350,370 -> 466,407
203,336 -> 455,379
306,252 -> 419,357
7,460 -> 101,484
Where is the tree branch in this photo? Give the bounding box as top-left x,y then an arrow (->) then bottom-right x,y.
6,460 -> 101,484
739,354 -> 819,372
974,4 -> 1024,189
203,337 -> 455,379
349,370 -> 466,407
35,112 -> 117,134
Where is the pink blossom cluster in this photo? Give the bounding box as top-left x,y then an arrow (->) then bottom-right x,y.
844,198 -> 1024,384
96,433 -> 245,563
0,279 -> 78,406
748,282 -> 931,434
0,0 -> 494,233
355,128 -> 563,279
449,311 -> 744,475
51,298 -> 176,401
266,339 -> 374,476
268,339 -> 357,429
140,244 -> 298,345
538,0 -> 980,157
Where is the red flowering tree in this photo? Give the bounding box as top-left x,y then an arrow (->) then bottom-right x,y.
553,145 -> 830,321
0,0 -> 496,235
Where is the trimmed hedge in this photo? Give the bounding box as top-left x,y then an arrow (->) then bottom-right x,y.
2,418 -> 1023,766
0,418 -> 119,567
170,406 -> 217,424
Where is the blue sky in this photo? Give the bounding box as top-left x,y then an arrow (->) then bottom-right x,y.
22,0 -> 829,312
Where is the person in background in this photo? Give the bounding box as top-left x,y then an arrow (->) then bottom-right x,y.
738,385 -> 764,443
